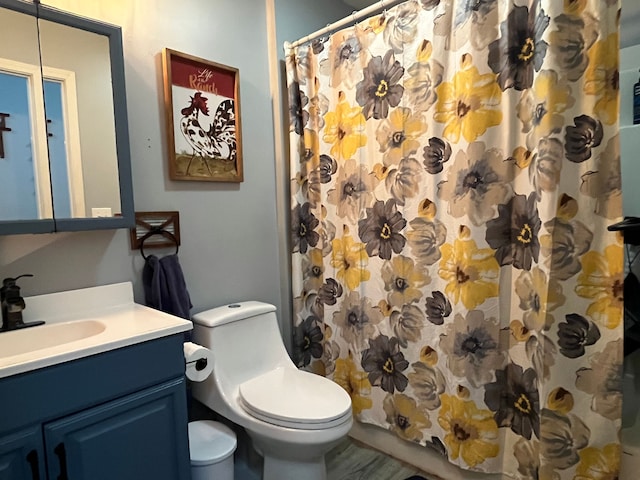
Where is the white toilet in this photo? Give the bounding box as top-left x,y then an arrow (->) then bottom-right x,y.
191,301 -> 353,480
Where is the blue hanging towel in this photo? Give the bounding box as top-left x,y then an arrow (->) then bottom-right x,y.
142,254 -> 193,321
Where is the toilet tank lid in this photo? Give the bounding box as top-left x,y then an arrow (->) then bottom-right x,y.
192,301 -> 276,327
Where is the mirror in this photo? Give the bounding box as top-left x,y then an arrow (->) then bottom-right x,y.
0,0 -> 133,235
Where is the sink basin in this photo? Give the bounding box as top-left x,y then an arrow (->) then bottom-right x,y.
0,319 -> 106,358
0,282 -> 192,379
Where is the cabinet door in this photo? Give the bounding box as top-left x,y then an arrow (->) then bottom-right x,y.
0,426 -> 44,480
44,378 -> 190,480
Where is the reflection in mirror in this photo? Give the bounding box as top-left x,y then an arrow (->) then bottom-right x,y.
0,6 -> 52,221
44,73 -> 82,218
38,17 -> 121,220
0,0 -> 133,235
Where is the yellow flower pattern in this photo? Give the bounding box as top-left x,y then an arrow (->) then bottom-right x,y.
334,354 -> 373,415
584,33 -> 620,125
434,55 -> 502,143
576,244 -> 624,329
287,1 -> 622,478
331,234 -> 370,291
323,92 -> 367,160
574,444 -> 621,480
438,228 -> 499,310
564,0 -> 587,15
438,394 -> 499,468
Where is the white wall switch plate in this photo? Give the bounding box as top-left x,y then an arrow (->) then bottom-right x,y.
91,207 -> 112,218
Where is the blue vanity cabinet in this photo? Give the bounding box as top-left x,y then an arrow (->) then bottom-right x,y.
0,334 -> 191,480
0,426 -> 44,480
44,379 -> 187,480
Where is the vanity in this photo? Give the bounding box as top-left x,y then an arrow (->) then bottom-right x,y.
0,0 -> 193,474
0,1 -> 192,474
0,283 -> 193,479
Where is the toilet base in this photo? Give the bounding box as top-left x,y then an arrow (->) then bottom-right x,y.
246,426 -> 346,480
263,454 -> 326,480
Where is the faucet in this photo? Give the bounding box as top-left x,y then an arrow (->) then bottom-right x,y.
1,274 -> 44,331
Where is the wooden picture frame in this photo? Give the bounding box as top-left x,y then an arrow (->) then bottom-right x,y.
162,48 -> 243,182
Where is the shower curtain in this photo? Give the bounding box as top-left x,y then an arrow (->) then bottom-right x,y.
286,0 -> 623,478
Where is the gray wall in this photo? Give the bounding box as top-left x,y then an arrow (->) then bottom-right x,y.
0,0 -> 355,343
0,0 -> 282,321
275,0 -> 353,55
622,0 -> 640,49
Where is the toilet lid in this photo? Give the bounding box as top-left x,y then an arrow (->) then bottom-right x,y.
238,367 -> 352,429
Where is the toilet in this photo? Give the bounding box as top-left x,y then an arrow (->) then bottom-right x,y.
191,301 -> 353,480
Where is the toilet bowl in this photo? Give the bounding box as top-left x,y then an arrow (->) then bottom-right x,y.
191,301 -> 353,480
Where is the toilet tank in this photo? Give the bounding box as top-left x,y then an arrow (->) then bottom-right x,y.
192,301 -> 293,386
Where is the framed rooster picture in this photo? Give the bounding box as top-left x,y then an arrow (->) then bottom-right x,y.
162,48 -> 243,182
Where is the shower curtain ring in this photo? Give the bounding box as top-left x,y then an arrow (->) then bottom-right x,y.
352,10 -> 357,25
322,24 -> 330,42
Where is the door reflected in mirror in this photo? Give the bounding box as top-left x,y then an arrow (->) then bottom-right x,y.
39,17 -> 122,220
0,5 -> 122,222
0,6 -> 51,221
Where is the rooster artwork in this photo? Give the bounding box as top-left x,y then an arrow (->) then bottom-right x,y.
164,49 -> 243,182
179,92 -> 236,176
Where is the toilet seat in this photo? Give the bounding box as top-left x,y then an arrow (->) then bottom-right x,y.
238,367 -> 352,430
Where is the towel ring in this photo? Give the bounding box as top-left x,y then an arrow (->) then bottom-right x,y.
139,228 -> 179,260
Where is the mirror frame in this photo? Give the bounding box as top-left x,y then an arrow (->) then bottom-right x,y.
0,0 -> 134,235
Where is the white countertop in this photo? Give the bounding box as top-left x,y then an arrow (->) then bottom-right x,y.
0,282 -> 192,379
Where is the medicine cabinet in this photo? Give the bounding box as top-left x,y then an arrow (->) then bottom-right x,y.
0,0 -> 133,235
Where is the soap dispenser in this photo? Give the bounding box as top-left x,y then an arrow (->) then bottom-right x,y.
1,274 -> 44,331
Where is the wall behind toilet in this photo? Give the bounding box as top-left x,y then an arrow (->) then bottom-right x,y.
0,0 -> 283,327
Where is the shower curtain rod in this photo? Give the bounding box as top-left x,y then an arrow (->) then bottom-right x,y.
286,0 -> 406,49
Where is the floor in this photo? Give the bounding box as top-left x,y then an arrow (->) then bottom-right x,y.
232,434 -> 434,480
230,432 -> 435,480
325,437 -> 434,480
189,398 -> 435,480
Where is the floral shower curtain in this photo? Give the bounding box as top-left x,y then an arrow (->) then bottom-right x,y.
286,0 -> 623,478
